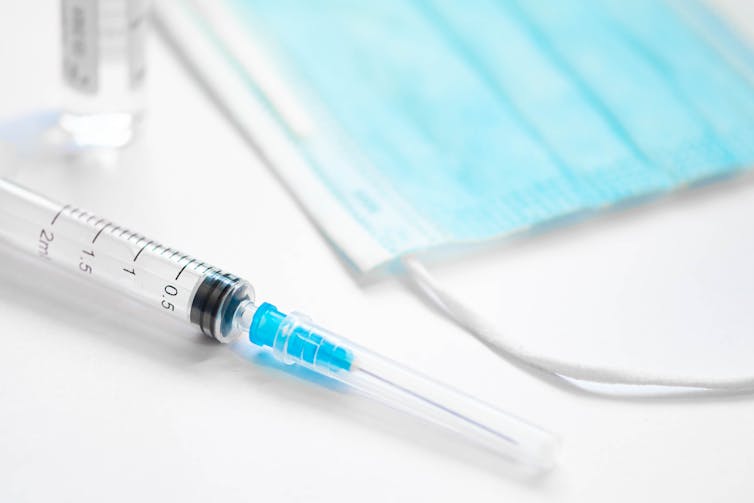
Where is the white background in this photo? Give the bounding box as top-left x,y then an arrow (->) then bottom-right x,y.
1,1 -> 754,502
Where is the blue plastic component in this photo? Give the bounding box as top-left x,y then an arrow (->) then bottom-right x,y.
249,303 -> 353,372
249,302 -> 285,348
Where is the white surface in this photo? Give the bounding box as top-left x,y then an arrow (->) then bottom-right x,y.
1,2 -> 754,502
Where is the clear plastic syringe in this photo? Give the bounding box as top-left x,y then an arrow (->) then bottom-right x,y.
0,177 -> 559,472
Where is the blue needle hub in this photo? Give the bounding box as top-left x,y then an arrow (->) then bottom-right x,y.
249,303 -> 353,372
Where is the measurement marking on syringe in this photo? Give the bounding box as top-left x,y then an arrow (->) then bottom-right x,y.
175,258 -> 196,280
50,205 -> 70,225
92,222 -> 111,243
133,240 -> 153,261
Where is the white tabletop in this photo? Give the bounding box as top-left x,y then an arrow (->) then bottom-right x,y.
2,2 -> 754,502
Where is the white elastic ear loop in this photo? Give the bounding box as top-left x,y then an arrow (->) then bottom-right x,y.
401,255 -> 754,393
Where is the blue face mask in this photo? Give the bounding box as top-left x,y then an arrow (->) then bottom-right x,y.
225,0 -> 754,271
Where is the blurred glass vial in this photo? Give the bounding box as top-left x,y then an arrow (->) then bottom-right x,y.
60,0 -> 149,149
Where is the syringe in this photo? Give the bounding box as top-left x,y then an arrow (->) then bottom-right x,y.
0,177 -> 558,472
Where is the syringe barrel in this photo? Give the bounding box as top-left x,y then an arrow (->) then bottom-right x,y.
0,178 -> 252,341
246,303 -> 559,471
